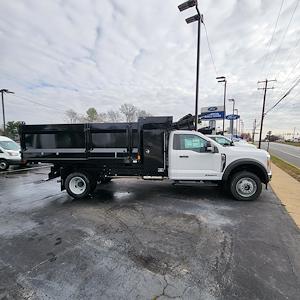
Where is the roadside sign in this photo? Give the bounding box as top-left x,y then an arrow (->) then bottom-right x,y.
200,106 -> 225,120
226,114 -> 240,120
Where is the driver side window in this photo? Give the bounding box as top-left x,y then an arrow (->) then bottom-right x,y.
173,134 -> 208,153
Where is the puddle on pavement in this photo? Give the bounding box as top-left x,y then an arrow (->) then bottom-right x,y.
114,191 -> 131,200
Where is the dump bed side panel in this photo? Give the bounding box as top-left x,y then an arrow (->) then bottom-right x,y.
20,124 -> 87,161
20,116 -> 173,176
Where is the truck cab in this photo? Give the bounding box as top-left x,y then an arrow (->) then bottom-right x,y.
169,130 -> 271,200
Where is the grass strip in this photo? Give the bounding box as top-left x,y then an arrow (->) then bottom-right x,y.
271,155 -> 300,182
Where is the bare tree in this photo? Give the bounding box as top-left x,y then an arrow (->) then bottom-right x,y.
97,112 -> 107,123
65,109 -> 79,123
137,109 -> 151,119
107,110 -> 121,122
119,103 -> 137,122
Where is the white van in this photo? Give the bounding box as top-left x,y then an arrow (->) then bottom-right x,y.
0,136 -> 23,171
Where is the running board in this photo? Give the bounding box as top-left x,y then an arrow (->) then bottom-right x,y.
142,176 -> 164,180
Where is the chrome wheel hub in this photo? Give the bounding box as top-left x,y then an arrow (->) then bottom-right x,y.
69,177 -> 86,195
236,177 -> 257,197
0,162 -> 7,170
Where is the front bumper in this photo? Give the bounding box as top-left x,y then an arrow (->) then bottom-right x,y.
268,171 -> 272,181
7,158 -> 26,165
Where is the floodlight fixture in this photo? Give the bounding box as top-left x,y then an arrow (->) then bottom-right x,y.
216,76 -> 226,82
178,0 -> 197,12
186,14 -> 200,24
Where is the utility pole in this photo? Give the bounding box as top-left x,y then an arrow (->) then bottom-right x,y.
0,89 -> 14,135
293,127 -> 296,142
267,130 -> 272,152
257,79 -> 276,149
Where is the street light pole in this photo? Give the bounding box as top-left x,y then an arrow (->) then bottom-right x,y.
234,108 -> 238,135
1,92 -> 5,135
216,76 -> 227,135
178,0 -> 203,131
0,89 -> 14,135
228,98 -> 235,136
194,8 -> 202,131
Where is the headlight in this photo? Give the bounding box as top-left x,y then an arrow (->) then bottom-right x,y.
7,151 -> 19,157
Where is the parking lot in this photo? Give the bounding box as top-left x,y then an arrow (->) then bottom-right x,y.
0,167 -> 300,300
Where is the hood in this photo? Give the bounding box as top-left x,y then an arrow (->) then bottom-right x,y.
223,146 -> 270,157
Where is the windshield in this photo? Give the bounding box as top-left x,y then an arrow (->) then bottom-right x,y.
0,140 -> 20,151
211,136 -> 232,147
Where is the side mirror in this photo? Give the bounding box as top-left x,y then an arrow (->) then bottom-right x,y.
206,141 -> 214,152
230,141 -> 234,146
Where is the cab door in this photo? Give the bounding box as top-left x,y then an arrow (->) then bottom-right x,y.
169,133 -> 222,180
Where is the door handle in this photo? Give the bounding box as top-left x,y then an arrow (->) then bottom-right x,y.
179,155 -> 189,158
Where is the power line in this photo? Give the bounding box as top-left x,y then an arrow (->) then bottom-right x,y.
10,94 -> 66,114
203,21 -> 218,76
274,34 -> 300,81
275,60 -> 300,93
265,76 -> 300,114
260,0 -> 285,76
267,0 -> 300,78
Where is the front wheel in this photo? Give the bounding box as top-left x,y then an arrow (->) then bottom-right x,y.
230,171 -> 262,201
0,159 -> 9,171
65,172 -> 91,199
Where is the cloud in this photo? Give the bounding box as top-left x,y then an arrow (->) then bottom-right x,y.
0,0 -> 299,135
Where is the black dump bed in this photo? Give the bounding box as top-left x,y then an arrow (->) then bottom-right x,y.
20,116 -> 173,176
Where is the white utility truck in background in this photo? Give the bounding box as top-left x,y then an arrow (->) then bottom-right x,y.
0,136 -> 23,171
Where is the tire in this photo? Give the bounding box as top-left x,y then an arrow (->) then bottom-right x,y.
229,171 -> 262,201
65,172 -> 91,199
90,178 -> 97,192
0,159 -> 9,171
101,177 -> 112,184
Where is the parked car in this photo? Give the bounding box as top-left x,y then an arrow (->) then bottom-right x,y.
209,135 -> 257,149
0,136 -> 24,171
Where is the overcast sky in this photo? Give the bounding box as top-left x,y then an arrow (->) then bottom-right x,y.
0,0 -> 299,135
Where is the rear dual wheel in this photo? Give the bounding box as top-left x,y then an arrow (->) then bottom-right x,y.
65,172 -> 92,199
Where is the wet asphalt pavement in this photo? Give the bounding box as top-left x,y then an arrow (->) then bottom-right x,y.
0,168 -> 300,300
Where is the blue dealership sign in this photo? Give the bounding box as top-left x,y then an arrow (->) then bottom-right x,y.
200,111 -> 225,120
226,114 -> 240,120
200,106 -> 225,120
